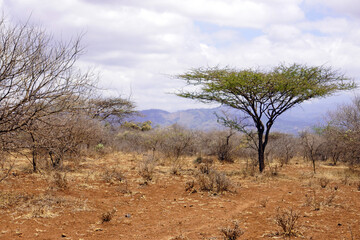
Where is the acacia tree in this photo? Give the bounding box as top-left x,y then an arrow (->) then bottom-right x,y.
176,64 -> 355,172
86,96 -> 137,125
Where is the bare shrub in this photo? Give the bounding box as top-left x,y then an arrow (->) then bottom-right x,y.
266,133 -> 297,166
138,154 -> 156,182
324,97 -> 360,165
185,180 -> 197,193
319,177 -> 330,188
220,221 -> 244,240
274,208 -> 300,237
160,124 -> 194,170
300,131 -> 326,174
102,168 -> 124,184
323,190 -> 337,207
169,234 -> 188,240
304,189 -> 321,211
197,169 -> 232,193
101,208 -> 117,223
51,172 -> 68,191
196,129 -> 243,163
259,198 -> 269,208
0,159 -> 14,183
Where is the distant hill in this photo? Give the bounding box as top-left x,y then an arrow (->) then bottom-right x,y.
132,106 -> 323,134
132,95 -> 351,134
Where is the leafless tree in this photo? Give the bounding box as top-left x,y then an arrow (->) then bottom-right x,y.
0,17 -> 93,143
300,131 -> 325,174
324,96 -> 360,165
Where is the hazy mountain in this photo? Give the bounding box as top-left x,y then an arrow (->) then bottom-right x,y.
133,106 -> 322,134
133,95 -> 352,134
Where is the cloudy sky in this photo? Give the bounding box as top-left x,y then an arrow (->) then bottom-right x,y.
1,0 -> 360,111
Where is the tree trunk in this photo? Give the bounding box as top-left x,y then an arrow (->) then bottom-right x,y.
257,127 -> 265,172
30,133 -> 37,172
32,149 -> 37,172
258,146 -> 265,172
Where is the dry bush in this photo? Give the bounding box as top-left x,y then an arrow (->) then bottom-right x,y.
197,169 -> 232,193
265,164 -> 279,177
169,235 -> 189,240
102,168 -> 124,184
259,198 -> 269,208
220,221 -> 244,240
319,177 -> 330,188
241,161 -> 257,178
195,130 -> 243,163
274,208 -> 300,237
300,131 -> 326,174
185,180 -> 197,193
304,188 -> 337,210
0,160 -> 14,183
51,172 -> 69,191
194,157 -> 214,176
324,97 -> 360,165
160,124 -> 194,170
101,208 -> 117,223
323,190 -> 337,206
266,133 -> 298,166
304,189 -> 321,211
138,154 -> 156,181
1,191 -> 89,218
0,192 -> 30,209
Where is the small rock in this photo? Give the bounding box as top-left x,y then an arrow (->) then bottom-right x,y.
125,213 -> 131,218
61,233 -> 67,237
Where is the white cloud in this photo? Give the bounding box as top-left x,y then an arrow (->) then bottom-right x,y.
307,0 -> 360,18
0,0 -> 359,112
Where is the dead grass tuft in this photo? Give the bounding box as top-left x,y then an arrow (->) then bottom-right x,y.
51,172 -> 69,191
197,169 -> 232,193
274,207 -> 301,237
101,208 -> 117,223
102,168 -> 124,184
138,155 -> 156,182
319,177 -> 330,188
220,221 -> 244,240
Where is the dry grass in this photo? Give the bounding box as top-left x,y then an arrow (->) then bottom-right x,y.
51,172 -> 68,191
220,221 -> 244,240
197,170 -> 232,193
138,154 -> 156,182
102,168 -> 124,184
1,152 -> 360,239
274,207 -> 301,237
0,191 -> 89,219
101,208 -> 117,223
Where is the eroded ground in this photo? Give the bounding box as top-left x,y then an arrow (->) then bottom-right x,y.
0,153 -> 359,239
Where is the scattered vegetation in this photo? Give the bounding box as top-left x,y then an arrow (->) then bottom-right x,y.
51,172 -> 69,191
274,208 -> 301,237
197,169 -> 232,193
101,208 -> 117,223
220,221 -> 244,240
0,14 -> 360,240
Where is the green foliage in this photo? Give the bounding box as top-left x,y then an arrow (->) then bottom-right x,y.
122,121 -> 152,131
177,64 -> 354,118
95,143 -> 104,151
176,63 -> 355,172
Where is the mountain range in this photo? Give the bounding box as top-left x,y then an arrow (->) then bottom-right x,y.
132,95 -> 352,134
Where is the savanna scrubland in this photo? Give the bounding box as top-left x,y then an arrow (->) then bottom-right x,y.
0,17 -> 360,240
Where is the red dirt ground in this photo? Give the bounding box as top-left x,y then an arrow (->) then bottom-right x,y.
0,152 -> 359,239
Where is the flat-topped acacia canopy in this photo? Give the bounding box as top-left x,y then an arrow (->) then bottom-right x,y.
176,63 -> 356,172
